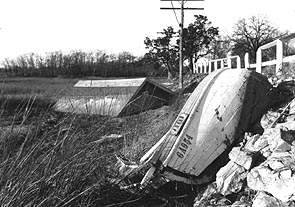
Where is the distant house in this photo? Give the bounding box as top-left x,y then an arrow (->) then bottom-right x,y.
55,78 -> 175,117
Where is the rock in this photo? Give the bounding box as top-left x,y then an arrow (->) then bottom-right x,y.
231,200 -> 250,207
269,151 -> 295,169
243,134 -> 268,153
289,99 -> 295,115
193,183 -> 218,207
277,121 -> 295,131
280,169 -> 292,179
216,198 -> 231,206
262,150 -> 272,158
281,129 -> 295,145
270,151 -> 293,159
216,161 -> 247,195
261,111 -> 281,129
243,133 -> 271,158
252,191 -> 288,207
264,128 -> 291,152
268,160 -> 285,170
229,147 -> 254,170
247,165 -> 295,202
287,102 -> 295,121
286,115 -> 295,122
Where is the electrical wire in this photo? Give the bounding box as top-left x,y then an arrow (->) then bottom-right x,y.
171,1 -> 180,25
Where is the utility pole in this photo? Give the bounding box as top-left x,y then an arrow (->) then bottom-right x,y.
160,0 -> 204,89
179,0 -> 184,89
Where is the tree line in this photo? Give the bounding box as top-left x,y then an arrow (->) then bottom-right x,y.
144,14 -> 295,78
2,14 -> 295,78
1,50 -> 166,78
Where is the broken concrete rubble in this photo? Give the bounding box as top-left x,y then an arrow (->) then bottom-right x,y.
281,129 -> 295,145
231,201 -> 250,207
193,183 -> 218,207
216,160 -> 247,195
204,99 -> 295,206
243,133 -> 269,153
261,111 -> 281,129
215,123 -> 295,205
264,128 -> 292,152
247,163 -> 295,202
252,191 -> 288,207
291,100 -> 295,111
229,147 -> 256,170
191,78 -> 295,206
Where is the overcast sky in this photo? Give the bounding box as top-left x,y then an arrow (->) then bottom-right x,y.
0,0 -> 294,63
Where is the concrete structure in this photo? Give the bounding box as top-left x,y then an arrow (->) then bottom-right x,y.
55,78 -> 174,117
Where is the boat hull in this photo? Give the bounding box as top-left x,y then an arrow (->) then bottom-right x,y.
140,68 -> 273,185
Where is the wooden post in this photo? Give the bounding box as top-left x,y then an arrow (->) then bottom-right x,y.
236,56 -> 241,69
194,64 -> 197,74
256,48 -> 262,73
214,60 -> 218,70
208,61 -> 212,73
244,53 -> 249,69
228,58 -> 232,69
276,40 -> 283,74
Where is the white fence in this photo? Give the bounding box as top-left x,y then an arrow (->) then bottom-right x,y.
194,56 -> 241,73
195,33 -> 295,74
246,33 -> 295,74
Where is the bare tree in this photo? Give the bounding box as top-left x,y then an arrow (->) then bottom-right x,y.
231,15 -> 281,63
210,36 -> 232,59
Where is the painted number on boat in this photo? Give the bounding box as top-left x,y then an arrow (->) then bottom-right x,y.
176,134 -> 193,158
171,113 -> 188,135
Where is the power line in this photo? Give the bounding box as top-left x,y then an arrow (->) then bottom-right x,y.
171,1 -> 180,25
160,0 -> 204,89
160,7 -> 204,10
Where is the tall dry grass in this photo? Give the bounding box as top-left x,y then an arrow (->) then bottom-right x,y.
0,75 -> 199,206
0,91 -> 184,206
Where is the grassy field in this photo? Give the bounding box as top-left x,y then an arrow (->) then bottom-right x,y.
0,77 -> 79,125
0,77 -> 78,98
0,77 -> 190,206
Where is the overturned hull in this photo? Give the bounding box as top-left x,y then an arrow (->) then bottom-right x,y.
138,69 -> 273,186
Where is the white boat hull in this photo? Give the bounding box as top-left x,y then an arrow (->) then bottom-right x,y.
140,68 -> 273,185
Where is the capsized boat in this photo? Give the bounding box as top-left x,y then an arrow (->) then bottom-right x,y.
125,68 -> 274,187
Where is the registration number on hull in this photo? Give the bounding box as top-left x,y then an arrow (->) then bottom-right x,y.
176,134 -> 193,158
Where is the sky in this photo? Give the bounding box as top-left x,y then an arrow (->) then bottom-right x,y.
0,0 -> 295,63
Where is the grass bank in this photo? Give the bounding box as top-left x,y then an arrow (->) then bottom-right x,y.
0,77 -> 191,206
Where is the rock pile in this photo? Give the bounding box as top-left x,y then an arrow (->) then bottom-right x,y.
195,98 -> 295,207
